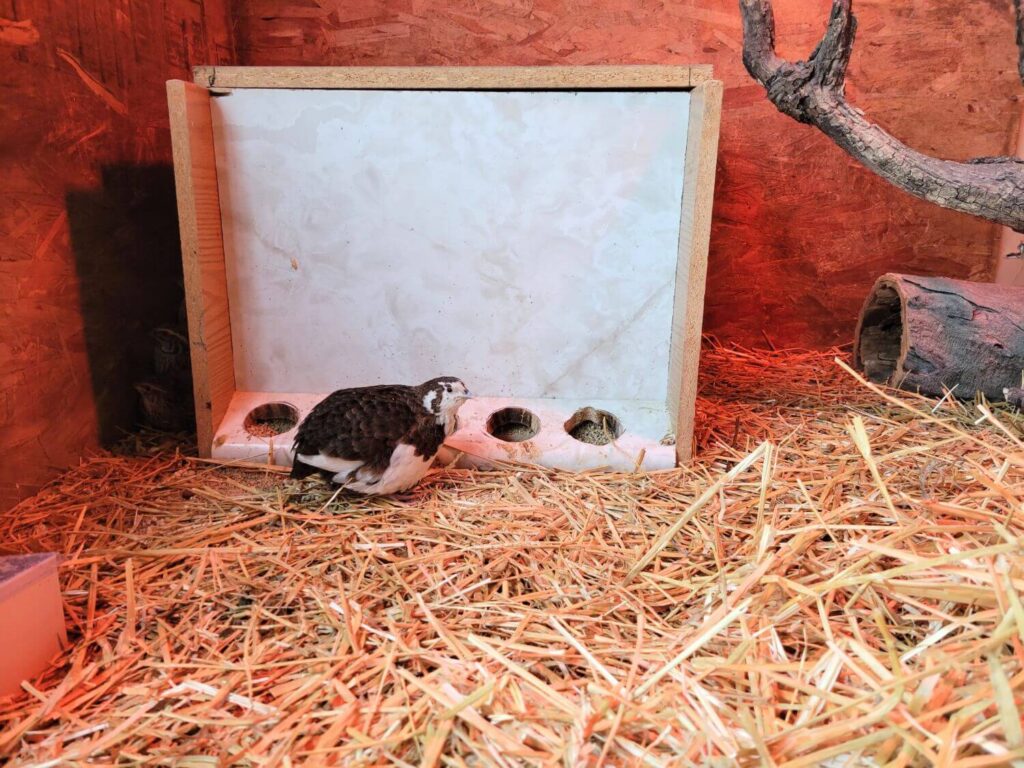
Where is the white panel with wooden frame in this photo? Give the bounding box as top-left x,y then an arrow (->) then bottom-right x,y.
167,66 -> 722,471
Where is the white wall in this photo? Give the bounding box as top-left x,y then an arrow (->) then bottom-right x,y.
211,88 -> 690,400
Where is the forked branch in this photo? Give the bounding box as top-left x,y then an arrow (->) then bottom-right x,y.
740,0 -> 1024,233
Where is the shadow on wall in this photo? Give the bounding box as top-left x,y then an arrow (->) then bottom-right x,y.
66,165 -> 194,446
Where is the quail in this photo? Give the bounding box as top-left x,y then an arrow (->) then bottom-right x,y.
290,377 -> 472,495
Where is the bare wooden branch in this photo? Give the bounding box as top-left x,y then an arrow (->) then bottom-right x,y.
740,0 -> 1024,233
1016,0 -> 1024,84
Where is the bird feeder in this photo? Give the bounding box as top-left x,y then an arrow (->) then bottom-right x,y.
167,66 -> 722,472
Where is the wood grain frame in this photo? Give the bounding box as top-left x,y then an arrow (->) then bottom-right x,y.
669,79 -> 723,462
167,67 -> 722,462
167,80 -> 236,456
193,65 -> 712,90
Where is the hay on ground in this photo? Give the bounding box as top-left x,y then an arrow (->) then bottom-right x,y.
1,344 -> 1023,766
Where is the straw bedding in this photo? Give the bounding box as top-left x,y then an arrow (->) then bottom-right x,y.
1,345 -> 1023,767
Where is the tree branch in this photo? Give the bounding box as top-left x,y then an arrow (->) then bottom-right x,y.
1016,0 -> 1024,84
740,0 -> 1024,233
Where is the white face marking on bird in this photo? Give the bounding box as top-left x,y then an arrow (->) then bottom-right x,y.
422,377 -> 473,429
422,390 -> 439,413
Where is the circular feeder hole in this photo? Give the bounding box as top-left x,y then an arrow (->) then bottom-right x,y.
856,284 -> 903,384
565,408 -> 623,446
486,407 -> 540,443
244,402 -> 299,437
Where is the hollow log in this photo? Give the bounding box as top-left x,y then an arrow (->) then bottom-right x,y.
854,274 -> 1024,401
1007,387 -> 1024,409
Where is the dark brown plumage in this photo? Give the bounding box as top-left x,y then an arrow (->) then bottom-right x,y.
289,377 -> 471,495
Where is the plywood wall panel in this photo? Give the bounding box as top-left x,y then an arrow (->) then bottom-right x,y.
2,0 -> 1018,508
233,0 -> 1022,348
0,0 -> 233,511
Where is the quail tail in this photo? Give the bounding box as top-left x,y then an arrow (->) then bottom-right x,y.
289,456 -> 318,480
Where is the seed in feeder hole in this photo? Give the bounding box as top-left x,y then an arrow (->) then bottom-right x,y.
571,421 -> 614,445
247,419 -> 295,437
244,402 -> 300,437
495,423 -> 535,442
565,408 -> 623,446
487,408 -> 541,443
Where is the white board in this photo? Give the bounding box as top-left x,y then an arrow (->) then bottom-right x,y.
211,88 -> 690,402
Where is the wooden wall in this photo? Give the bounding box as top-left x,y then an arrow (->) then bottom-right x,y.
233,0 -> 1022,347
1,0 -> 1020,510
0,0 -> 232,510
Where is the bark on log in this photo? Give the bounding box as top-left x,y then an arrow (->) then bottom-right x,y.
854,274 -> 1024,401
739,0 -> 1024,233
1007,387 -> 1024,409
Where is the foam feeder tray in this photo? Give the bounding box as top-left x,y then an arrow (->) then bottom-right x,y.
215,395 -> 674,472
437,399 -> 661,471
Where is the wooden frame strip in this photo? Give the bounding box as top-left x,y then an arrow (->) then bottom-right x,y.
193,65 -> 711,90
668,79 -> 724,462
167,80 -> 236,457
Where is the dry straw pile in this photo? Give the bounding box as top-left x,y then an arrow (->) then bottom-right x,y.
1,345 -> 1023,766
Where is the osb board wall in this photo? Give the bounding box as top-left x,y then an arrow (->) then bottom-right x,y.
233,0 -> 1022,347
0,0 -> 232,511
1,1 -> 1019,510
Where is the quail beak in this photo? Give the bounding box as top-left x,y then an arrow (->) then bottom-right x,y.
462,391 -> 474,400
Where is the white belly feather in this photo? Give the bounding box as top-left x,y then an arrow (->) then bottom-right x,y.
295,452 -> 361,478
296,442 -> 433,495
356,443 -> 434,494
